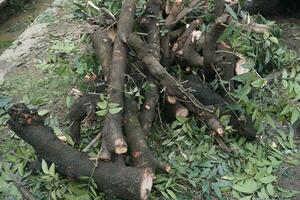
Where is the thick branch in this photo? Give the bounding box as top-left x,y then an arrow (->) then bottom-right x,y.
127,33 -> 225,135
69,94 -> 99,144
7,104 -> 153,200
124,97 -> 170,173
203,13 -> 228,67
139,0 -> 162,134
103,0 -> 136,154
184,75 -> 257,140
90,29 -> 112,80
182,30 -> 204,68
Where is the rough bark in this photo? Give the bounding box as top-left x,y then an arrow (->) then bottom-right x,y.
102,0 -> 136,154
165,101 -> 189,120
169,0 -> 203,27
172,18 -> 203,54
140,81 -> 159,134
164,0 -> 182,28
7,104 -> 153,200
90,29 -> 112,80
127,33 -> 225,136
161,27 -> 185,68
69,93 -> 100,144
124,97 -> 170,173
203,13 -> 228,67
139,0 -> 161,134
182,30 -> 204,68
184,75 -> 257,140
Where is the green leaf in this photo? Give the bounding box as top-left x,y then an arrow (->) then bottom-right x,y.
241,62 -> 256,69
294,82 -> 300,94
166,189 -> 177,200
161,191 -> 169,199
280,105 -> 290,115
96,109 -> 108,117
108,103 -> 120,108
282,80 -> 288,88
41,159 -> 49,174
17,162 -> 24,177
259,175 -> 277,184
38,109 -> 50,116
251,79 -> 266,88
225,4 -> 237,20
233,72 -> 255,82
240,196 -> 252,200
269,37 -> 278,44
189,180 -> 197,188
266,184 -> 274,196
49,163 -> 55,176
266,114 -> 276,129
257,187 -> 270,199
66,95 -> 74,109
265,50 -> 271,64
97,102 -> 107,109
291,109 -> 300,124
263,32 -> 270,40
232,179 -> 258,194
109,107 -> 123,114
288,128 -> 296,149
282,69 -> 288,79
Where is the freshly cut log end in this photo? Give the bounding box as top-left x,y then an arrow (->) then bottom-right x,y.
165,102 -> 189,120
165,165 -> 171,172
208,117 -> 224,137
166,95 -> 176,104
98,142 -> 112,161
140,169 -> 154,200
176,107 -> 189,118
115,138 -> 128,154
216,127 -> 224,137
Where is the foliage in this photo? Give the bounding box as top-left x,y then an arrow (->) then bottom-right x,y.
0,1 -> 299,200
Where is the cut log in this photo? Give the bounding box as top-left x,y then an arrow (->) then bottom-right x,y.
161,27 -> 185,68
69,93 -> 100,144
140,81 -> 159,134
173,18 -> 203,54
124,97 -> 171,173
139,0 -> 161,135
164,0 -> 182,28
102,0 -> 136,154
7,104 -> 153,200
90,29 -> 112,80
165,101 -> 189,119
127,33 -> 225,136
184,75 -> 257,140
182,30 -> 204,68
203,13 -> 228,67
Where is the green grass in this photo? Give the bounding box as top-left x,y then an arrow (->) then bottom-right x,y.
0,1 -> 300,200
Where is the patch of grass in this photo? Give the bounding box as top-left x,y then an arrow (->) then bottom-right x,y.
0,40 -> 13,53
0,1 -> 300,200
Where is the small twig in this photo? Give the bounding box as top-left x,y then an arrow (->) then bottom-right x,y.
82,132 -> 102,152
87,1 -> 116,21
214,135 -> 236,153
10,180 -> 37,200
